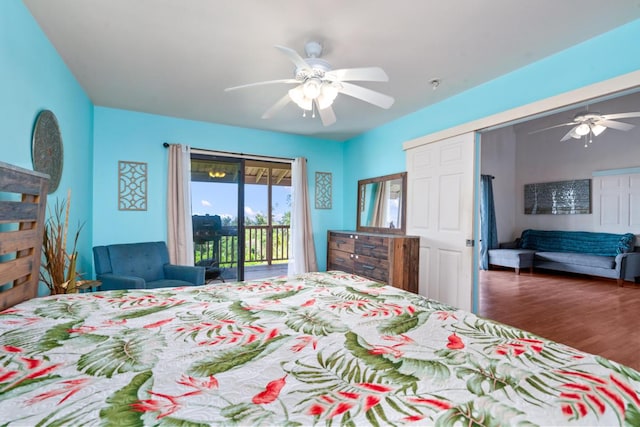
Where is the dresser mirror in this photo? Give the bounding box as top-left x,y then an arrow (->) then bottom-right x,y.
357,172 -> 407,235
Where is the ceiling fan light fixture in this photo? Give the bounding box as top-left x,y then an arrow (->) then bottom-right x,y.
288,86 -> 312,111
591,124 -> 607,136
316,83 -> 340,110
302,78 -> 322,99
574,123 -> 591,136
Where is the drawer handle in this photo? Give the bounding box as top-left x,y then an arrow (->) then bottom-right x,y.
362,264 -> 375,270
360,243 -> 376,249
335,257 -> 346,263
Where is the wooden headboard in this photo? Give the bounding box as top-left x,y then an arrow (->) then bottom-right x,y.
0,161 -> 49,311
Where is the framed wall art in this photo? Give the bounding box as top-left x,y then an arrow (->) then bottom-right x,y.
118,161 -> 148,211
524,179 -> 591,215
315,171 -> 332,209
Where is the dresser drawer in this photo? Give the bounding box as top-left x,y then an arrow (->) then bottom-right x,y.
354,254 -> 389,282
328,249 -> 354,272
354,234 -> 388,259
328,232 -> 355,253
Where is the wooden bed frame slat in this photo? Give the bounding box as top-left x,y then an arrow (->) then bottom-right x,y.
0,228 -> 39,256
0,257 -> 33,287
0,164 -> 47,195
0,161 -> 48,311
0,201 -> 39,224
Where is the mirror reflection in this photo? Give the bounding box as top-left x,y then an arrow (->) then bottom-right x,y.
357,172 -> 406,234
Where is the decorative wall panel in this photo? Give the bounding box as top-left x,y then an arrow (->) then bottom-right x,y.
118,161 -> 147,211
524,179 -> 591,215
315,172 -> 332,209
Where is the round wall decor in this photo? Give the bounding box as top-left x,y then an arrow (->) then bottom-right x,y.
32,110 -> 63,193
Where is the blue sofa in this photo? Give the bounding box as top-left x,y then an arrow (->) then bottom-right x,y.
488,229 -> 640,286
93,241 -> 205,291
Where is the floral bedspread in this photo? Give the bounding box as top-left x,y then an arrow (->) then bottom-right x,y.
1,271 -> 639,426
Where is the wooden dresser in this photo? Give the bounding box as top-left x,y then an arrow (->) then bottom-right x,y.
327,230 -> 419,293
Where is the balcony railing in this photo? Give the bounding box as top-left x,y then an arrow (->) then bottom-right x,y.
194,225 -> 290,268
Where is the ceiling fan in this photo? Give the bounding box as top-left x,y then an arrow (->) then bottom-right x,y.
224,41 -> 395,127
530,110 -> 640,146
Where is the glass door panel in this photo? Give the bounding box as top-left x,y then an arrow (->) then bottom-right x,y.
271,166 -> 292,265
191,155 -> 243,282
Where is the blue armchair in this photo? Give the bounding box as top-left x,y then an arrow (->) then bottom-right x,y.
93,241 -> 205,291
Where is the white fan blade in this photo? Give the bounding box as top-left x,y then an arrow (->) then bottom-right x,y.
274,45 -> 310,71
315,101 -> 336,127
225,79 -> 298,92
261,94 -> 291,119
601,112 -> 640,120
561,126 -> 579,141
325,67 -> 389,82
528,122 -> 575,134
596,119 -> 635,131
338,82 -> 395,109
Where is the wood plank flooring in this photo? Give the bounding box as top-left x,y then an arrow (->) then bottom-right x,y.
478,269 -> 640,371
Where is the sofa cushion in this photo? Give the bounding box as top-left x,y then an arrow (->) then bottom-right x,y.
534,252 -> 616,269
520,229 -> 635,257
488,249 -> 536,269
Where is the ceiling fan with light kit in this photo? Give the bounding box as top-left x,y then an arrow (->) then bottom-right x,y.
530,109 -> 640,147
224,41 -> 395,126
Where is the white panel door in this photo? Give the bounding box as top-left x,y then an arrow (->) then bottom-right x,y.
406,133 -> 475,311
593,173 -> 640,233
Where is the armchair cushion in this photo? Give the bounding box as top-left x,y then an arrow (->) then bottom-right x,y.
93,241 -> 205,291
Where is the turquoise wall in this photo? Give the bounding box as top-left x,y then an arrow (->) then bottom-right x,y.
342,18 -> 640,229
93,107 -> 343,271
1,0 -> 94,293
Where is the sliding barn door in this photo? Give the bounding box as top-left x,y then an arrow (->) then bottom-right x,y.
406,133 -> 475,311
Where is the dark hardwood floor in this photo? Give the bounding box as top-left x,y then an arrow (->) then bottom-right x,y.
478,269 -> 640,371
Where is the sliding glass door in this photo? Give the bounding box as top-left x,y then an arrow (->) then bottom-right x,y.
190,154 -> 291,282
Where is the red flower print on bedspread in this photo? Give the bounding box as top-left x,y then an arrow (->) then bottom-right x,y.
495,338 -> 544,357
0,349 -> 61,393
555,370 -> 640,421
27,378 -> 91,405
252,375 -> 287,404
446,333 -> 464,350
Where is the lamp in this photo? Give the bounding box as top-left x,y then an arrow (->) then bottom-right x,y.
591,124 -> 606,136
574,123 -> 591,136
289,79 -> 339,111
317,83 -> 339,110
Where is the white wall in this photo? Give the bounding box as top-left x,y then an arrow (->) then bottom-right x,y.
480,126 -> 517,242
482,91 -> 640,238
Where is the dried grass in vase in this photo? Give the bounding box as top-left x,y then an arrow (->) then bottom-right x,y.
40,190 -> 87,294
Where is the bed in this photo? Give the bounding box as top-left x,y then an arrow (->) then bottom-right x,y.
1,162 -> 640,426
0,271 -> 639,426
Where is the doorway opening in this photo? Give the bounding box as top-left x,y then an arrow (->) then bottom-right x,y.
190,154 -> 292,282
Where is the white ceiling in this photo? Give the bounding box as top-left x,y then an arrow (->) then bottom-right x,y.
23,0 -> 640,141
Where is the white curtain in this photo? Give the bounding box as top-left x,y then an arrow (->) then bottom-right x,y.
167,144 -> 195,265
288,157 -> 318,275
371,181 -> 388,227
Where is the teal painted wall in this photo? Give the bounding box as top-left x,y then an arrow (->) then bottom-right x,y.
1,0 -> 94,293
342,18 -> 640,229
93,107 -> 343,271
